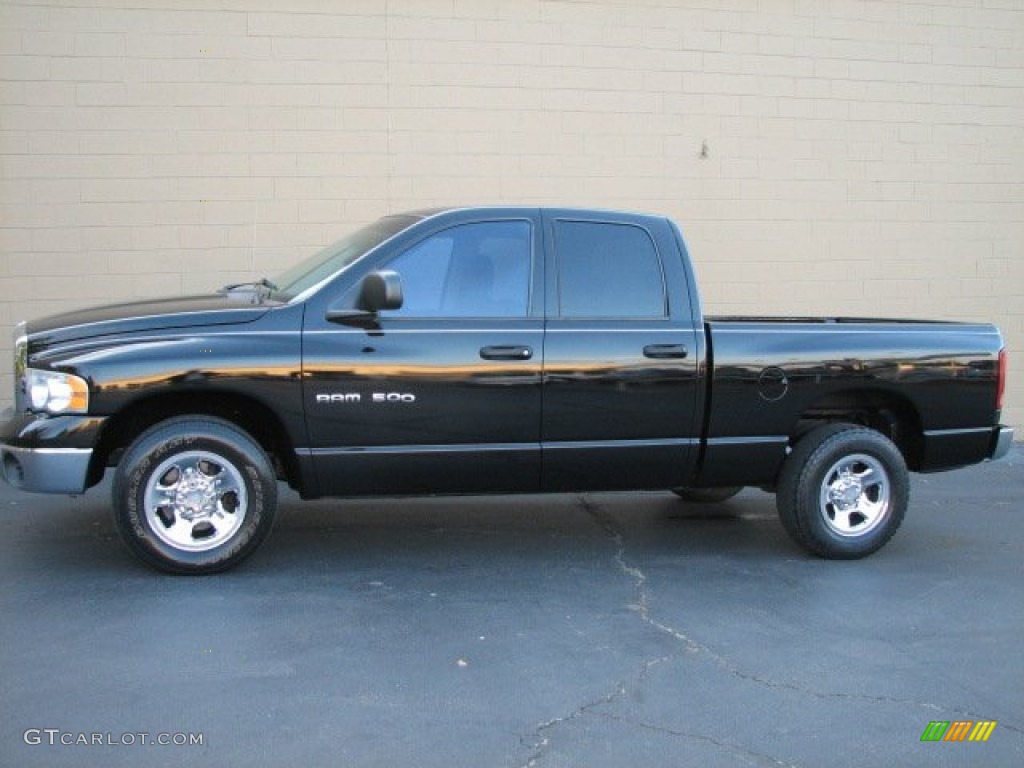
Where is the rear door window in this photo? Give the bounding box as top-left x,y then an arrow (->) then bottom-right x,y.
553,221 -> 667,318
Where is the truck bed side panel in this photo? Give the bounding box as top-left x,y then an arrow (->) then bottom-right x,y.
697,320 -> 1004,486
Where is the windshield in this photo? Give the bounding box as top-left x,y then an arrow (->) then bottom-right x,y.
272,215 -> 419,301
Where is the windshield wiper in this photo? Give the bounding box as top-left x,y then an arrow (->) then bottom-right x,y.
219,277 -> 279,294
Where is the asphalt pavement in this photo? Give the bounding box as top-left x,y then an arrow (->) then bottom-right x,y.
1,446 -> 1021,768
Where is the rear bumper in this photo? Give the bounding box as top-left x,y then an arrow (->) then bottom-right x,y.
918,425 -> 1016,471
0,409 -> 105,494
990,426 -> 1015,462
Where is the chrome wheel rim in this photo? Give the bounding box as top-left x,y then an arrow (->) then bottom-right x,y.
818,453 -> 890,538
144,451 -> 247,552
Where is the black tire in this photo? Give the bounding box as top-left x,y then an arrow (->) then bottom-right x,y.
112,417 -> 278,574
672,486 -> 743,504
777,424 -> 909,559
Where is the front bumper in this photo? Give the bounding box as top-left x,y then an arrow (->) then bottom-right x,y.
1,445 -> 93,493
990,426 -> 1015,461
0,409 -> 105,494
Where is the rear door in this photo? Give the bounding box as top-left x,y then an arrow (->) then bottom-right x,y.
540,211 -> 701,490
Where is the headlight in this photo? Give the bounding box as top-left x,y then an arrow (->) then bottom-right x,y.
25,369 -> 89,414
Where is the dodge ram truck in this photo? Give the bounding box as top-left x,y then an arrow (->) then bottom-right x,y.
0,207 -> 1013,573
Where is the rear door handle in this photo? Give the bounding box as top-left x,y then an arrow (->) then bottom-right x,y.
480,345 -> 533,361
643,344 -> 688,359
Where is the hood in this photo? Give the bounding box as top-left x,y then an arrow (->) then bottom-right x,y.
26,294 -> 279,348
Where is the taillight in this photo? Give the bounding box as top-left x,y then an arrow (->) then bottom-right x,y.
996,348 -> 1007,414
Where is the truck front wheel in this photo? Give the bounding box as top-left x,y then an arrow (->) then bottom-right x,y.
112,417 -> 278,574
776,424 -> 909,559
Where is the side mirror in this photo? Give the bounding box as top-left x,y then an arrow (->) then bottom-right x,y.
358,270 -> 403,312
326,270 -> 403,325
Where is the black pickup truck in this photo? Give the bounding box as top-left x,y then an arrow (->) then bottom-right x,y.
1,207 -> 1013,573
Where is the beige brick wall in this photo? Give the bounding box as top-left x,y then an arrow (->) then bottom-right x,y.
1,0 -> 1022,428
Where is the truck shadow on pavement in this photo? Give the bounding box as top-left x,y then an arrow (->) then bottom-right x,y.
1,482 -> 804,577
246,488 -> 801,574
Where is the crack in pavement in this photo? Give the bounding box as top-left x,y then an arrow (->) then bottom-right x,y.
517,496 -> 788,768
517,494 -> 1021,766
579,495 -> 703,653
518,678 -> 628,768
579,495 -> 1013,714
595,711 -> 800,768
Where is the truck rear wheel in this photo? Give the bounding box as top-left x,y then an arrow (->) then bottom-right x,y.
112,417 -> 277,574
776,424 -> 908,559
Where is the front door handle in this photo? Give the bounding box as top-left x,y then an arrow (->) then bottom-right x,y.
480,345 -> 533,361
643,344 -> 688,359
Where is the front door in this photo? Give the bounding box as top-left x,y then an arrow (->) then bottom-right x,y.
302,215 -> 544,496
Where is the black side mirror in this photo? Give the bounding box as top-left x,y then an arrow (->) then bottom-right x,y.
358,270 -> 403,312
326,270 -> 403,325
